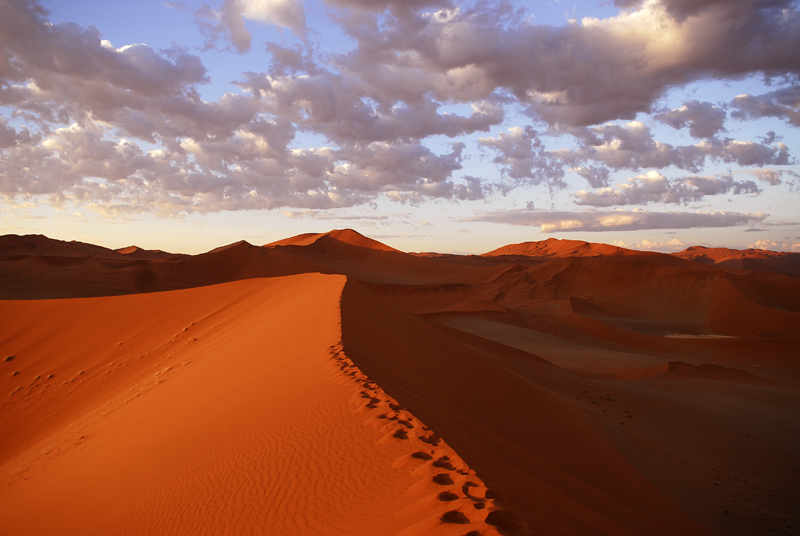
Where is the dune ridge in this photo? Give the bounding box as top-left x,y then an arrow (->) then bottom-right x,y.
1,275 -> 523,535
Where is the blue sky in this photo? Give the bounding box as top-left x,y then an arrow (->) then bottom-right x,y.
1,0 -> 799,254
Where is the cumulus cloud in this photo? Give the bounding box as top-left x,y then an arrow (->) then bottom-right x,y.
469,208 -> 767,233
745,168 -> 800,186
748,238 -> 800,251
326,0 -> 800,127
196,0 -> 307,53
613,237 -> 686,252
573,171 -> 761,207
477,121 -> 792,194
0,0 -> 797,217
477,127 -> 566,189
564,121 -> 791,172
730,85 -> 800,127
654,100 -> 727,139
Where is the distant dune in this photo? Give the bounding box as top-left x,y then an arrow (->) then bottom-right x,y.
1,230 -> 798,535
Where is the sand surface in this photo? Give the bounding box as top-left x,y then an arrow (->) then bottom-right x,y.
1,230 -> 798,535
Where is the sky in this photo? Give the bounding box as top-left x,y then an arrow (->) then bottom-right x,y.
1,0 -> 799,255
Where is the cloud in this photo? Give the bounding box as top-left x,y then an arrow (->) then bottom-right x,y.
328,0 -> 800,127
477,121 -> 792,193
748,238 -> 800,251
654,100 -> 727,139
468,208 -> 768,232
242,0 -> 306,33
573,166 -> 611,189
196,0 -> 307,53
243,68 -> 504,144
573,171 -> 761,207
564,121 -> 791,172
613,237 -> 686,252
730,85 -> 800,127
1,0 -> 797,218
744,168 -> 800,186
477,126 -> 566,188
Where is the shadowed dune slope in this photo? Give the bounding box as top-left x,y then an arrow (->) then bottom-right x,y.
2,275 -> 512,535
115,245 -> 179,259
0,239 -> 327,299
0,234 -> 125,259
674,246 -> 800,279
339,280 -> 710,536
267,230 -> 511,285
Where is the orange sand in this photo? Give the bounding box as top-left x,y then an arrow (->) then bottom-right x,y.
1,230 -> 798,535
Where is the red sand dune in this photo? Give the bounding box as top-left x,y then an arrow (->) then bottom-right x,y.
483,237 -> 651,259
266,228 -> 401,252
115,245 -> 180,259
674,245 -> 800,279
1,230 -> 799,535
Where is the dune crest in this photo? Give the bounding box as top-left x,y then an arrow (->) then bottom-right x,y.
483,237 -> 646,258
0,275 -> 529,535
265,228 -> 400,252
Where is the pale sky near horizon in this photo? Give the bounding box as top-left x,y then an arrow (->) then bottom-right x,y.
1,0 -> 799,255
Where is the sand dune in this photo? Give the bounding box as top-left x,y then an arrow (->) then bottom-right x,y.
483,237 -> 650,259
1,229 -> 798,535
1,275 -> 520,535
674,245 -> 800,279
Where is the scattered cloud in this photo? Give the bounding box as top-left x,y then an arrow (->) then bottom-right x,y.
731,85 -> 800,127
196,0 -> 307,53
573,171 -> 760,207
468,208 -> 767,233
613,237 -> 686,252
743,168 -> 800,186
0,0 -> 798,218
748,238 -> 800,251
654,100 -> 726,139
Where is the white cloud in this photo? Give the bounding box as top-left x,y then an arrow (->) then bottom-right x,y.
469,208 -> 768,233
613,237 -> 686,252
748,238 -> 800,252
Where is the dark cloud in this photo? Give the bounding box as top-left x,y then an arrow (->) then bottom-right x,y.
661,0 -> 732,22
326,0 -> 800,127
469,208 -> 768,232
614,0 -> 644,8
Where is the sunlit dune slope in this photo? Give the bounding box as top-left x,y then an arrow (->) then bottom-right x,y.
340,279 -> 710,536
265,228 -> 401,252
483,237 -> 652,259
2,230 -> 798,535
1,275 -> 514,535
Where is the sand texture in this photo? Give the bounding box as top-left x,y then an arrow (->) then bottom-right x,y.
1,229 -> 799,535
